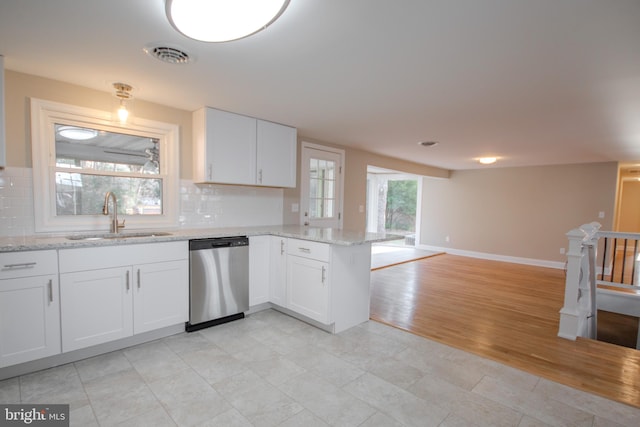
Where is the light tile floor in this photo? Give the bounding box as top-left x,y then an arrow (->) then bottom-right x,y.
2,309 -> 640,426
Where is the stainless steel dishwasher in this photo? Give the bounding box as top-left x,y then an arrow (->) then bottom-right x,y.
186,236 -> 249,332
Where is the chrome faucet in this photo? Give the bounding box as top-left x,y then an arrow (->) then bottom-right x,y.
103,191 -> 125,233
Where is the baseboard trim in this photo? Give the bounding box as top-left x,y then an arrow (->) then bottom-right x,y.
416,245 -> 565,270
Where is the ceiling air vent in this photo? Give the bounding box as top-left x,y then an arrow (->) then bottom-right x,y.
144,44 -> 192,65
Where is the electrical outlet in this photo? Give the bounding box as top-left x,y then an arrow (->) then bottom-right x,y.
560,248 -> 565,255
445,235 -> 450,243
598,211 -> 605,219
291,203 -> 299,213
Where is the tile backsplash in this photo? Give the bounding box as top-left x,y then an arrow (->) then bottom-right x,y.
0,167 -> 285,237
0,167 -> 35,236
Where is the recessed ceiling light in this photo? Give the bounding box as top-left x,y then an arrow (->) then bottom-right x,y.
166,0 -> 290,42
478,157 -> 498,165
418,141 -> 438,147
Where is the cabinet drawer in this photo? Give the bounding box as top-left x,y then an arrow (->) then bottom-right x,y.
287,238 -> 330,262
0,250 -> 58,279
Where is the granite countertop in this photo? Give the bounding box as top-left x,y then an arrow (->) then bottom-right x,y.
0,225 -> 401,253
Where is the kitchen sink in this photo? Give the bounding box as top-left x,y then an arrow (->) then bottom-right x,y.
66,232 -> 172,241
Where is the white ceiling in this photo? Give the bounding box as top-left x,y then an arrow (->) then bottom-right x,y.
1,0 -> 639,170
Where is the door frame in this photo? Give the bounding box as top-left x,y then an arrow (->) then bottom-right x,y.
299,141 -> 345,228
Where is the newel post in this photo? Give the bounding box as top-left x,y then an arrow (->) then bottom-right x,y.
558,223 -> 601,340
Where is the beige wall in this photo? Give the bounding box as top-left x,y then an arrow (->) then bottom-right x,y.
5,70 -> 621,259
282,137 -> 450,228
420,162 -> 619,262
4,71 -> 193,179
7,71 -> 450,230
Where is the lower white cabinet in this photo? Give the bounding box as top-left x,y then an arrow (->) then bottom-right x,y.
286,254 -> 330,324
135,261 -> 188,334
60,267 -> 132,352
59,242 -> 188,352
249,235 -> 270,306
248,236 -> 372,333
0,250 -> 61,368
269,236 -> 287,307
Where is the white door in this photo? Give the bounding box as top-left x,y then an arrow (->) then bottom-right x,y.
300,143 -> 344,228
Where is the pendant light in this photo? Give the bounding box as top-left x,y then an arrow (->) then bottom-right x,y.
166,0 -> 290,42
113,82 -> 133,124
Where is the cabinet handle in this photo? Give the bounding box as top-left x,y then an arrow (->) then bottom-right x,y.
126,270 -> 130,291
280,239 -> 285,255
321,266 -> 326,284
298,247 -> 311,254
207,164 -> 213,181
258,169 -> 263,183
3,262 -> 36,270
47,279 -> 53,303
137,269 -> 141,289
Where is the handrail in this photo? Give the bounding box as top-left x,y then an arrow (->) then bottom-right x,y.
558,222 -> 640,347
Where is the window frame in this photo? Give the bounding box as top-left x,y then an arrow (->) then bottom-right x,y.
31,98 -> 180,233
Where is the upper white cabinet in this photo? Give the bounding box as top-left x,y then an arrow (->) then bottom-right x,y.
256,119 -> 297,187
193,107 -> 256,185
193,107 -> 297,188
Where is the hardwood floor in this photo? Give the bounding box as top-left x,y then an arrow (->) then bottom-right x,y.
370,254 -> 640,408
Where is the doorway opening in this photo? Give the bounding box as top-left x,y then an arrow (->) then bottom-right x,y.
366,166 -> 421,246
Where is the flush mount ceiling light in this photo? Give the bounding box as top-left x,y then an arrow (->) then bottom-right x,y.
478,157 -> 498,165
57,126 -> 98,141
166,0 -> 290,42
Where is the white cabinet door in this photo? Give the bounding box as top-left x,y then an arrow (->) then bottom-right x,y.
133,260 -> 189,334
256,120 -> 297,188
0,275 -> 60,367
249,236 -> 271,306
287,255 -> 330,324
194,107 -> 257,185
60,267 -> 133,352
269,236 -> 287,307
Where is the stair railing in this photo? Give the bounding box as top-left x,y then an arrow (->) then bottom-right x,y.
559,222 -> 640,348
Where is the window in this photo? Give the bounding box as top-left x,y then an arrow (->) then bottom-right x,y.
300,142 -> 344,228
31,98 -> 179,232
